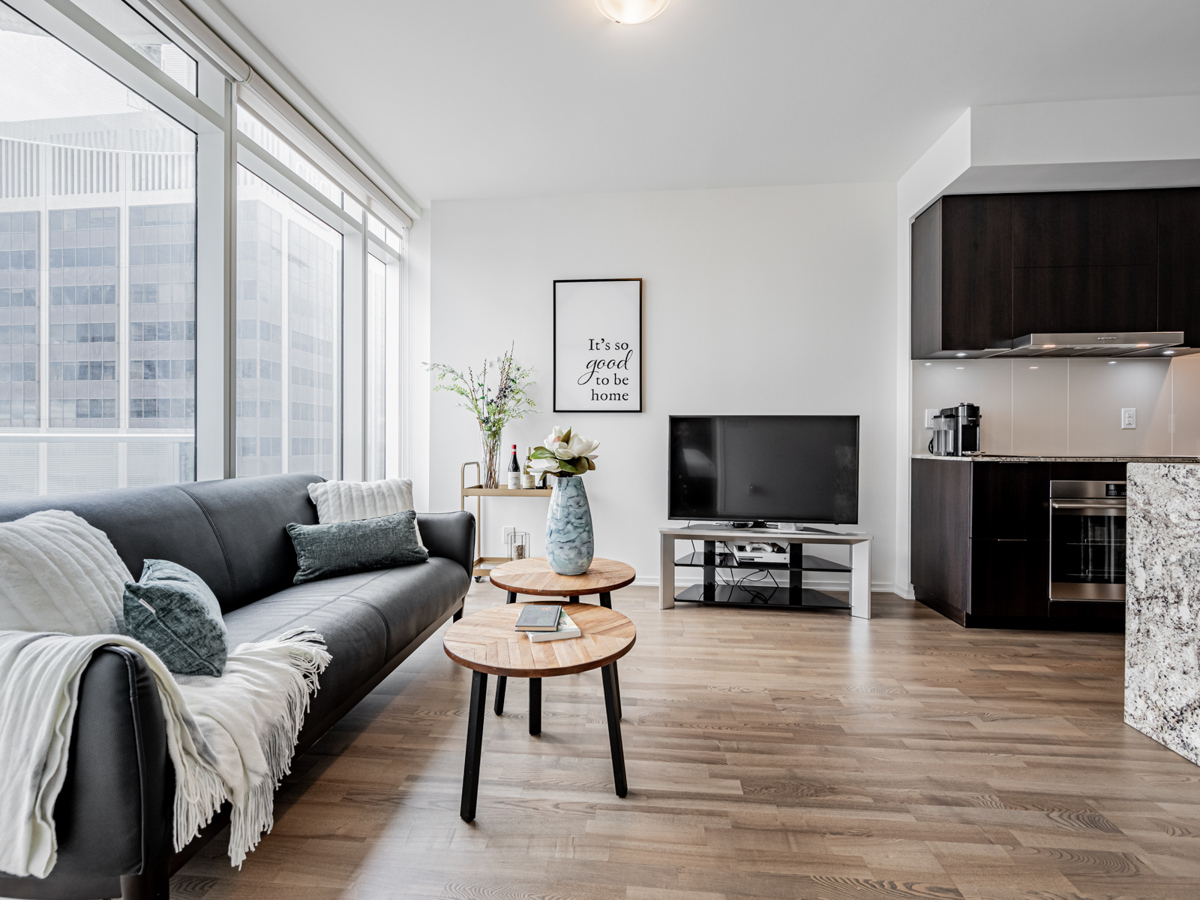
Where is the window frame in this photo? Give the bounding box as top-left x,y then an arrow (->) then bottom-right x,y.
1,0 -> 407,493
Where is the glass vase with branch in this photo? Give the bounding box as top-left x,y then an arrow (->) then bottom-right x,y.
427,347 -> 536,489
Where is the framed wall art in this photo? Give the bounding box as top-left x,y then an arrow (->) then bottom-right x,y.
553,278 -> 643,413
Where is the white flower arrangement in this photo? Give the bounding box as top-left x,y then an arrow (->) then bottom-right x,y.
529,426 -> 600,478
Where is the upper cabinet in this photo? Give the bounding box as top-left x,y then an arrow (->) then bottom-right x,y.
1012,191 -> 1158,335
911,187 -> 1200,358
911,194 -> 1012,358
1159,187 -> 1200,346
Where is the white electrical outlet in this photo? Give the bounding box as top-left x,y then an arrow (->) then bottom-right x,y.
1121,408 -> 1137,430
502,525 -> 515,542
924,408 -> 939,429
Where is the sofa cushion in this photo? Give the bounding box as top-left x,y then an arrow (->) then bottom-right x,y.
123,560 -> 228,677
220,559 -> 465,727
286,510 -> 428,584
0,485 -> 232,606
179,474 -> 322,613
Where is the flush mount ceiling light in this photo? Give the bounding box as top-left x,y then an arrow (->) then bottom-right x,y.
595,0 -> 671,25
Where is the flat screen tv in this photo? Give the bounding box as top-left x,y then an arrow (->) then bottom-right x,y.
668,415 -> 859,525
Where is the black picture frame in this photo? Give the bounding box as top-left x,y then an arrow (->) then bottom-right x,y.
553,278 -> 644,413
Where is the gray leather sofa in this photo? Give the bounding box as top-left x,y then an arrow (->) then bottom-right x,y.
0,473 -> 474,900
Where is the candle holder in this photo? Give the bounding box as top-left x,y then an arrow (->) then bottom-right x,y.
506,530 -> 531,561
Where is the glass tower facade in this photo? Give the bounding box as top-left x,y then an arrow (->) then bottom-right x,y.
0,2 -> 196,496
234,167 -> 340,480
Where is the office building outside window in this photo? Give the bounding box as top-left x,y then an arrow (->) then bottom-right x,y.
235,167 -> 341,480
0,1 -> 196,496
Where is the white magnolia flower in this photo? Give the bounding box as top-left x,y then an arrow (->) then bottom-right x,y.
567,434 -> 599,460
530,457 -> 559,475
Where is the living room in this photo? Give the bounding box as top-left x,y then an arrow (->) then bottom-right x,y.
2,2 -> 1200,899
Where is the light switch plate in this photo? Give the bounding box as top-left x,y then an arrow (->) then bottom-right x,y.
925,408 -> 938,429
1121,408 -> 1137,429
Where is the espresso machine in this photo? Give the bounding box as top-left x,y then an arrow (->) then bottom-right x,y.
929,403 -> 982,456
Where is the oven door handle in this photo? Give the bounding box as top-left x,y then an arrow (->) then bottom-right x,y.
1050,500 -> 1127,511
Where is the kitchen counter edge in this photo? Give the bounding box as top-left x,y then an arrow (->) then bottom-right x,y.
911,454 -> 1200,463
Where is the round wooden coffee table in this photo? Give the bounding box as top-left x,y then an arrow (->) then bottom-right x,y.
489,556 -> 636,601
444,602 -> 636,821
488,556 -> 636,722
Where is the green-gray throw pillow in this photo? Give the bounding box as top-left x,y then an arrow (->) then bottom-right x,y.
123,559 -> 228,677
286,509 -> 429,585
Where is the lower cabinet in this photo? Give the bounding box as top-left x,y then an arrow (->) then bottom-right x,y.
911,458 -> 1115,630
969,538 -> 1048,619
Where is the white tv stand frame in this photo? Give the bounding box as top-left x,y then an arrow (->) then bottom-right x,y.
659,524 -> 872,618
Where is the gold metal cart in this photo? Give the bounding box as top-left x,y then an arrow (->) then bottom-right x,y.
460,461 -> 552,581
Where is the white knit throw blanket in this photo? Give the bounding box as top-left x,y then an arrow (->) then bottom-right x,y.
0,628 -> 330,878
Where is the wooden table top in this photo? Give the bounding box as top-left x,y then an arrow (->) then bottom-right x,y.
489,557 -> 636,597
443,603 -> 636,678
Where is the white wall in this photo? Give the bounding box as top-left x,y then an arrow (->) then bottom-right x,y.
427,184 -> 899,589
403,209 -> 433,511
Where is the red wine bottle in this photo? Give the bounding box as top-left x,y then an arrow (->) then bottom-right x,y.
507,444 -> 520,489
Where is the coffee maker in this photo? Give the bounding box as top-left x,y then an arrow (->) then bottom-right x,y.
929,403 -> 982,456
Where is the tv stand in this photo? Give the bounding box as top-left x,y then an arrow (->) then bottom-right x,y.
730,520 -> 769,529
659,524 -> 872,617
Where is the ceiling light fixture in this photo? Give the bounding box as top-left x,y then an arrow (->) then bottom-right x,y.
595,0 -> 671,24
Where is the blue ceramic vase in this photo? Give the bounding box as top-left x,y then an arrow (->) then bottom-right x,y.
545,475 -> 594,575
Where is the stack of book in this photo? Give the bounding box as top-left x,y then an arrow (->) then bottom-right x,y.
514,605 -> 582,642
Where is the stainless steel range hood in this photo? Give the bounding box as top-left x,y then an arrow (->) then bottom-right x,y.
1001,332 -> 1187,358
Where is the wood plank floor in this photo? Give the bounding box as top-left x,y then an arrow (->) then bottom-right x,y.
175,585 -> 1200,900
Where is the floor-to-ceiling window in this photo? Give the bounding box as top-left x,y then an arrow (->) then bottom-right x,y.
0,0 -> 410,497
0,0 -> 195,495
365,252 -> 386,480
234,166 -> 340,480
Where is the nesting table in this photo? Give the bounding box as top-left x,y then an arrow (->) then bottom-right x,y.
487,557 -> 635,718
443,602 -> 636,822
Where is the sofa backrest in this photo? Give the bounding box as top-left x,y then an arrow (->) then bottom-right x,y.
0,474 -> 322,614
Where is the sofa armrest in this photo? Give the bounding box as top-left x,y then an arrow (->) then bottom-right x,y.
0,647 -> 173,899
418,511 -> 476,577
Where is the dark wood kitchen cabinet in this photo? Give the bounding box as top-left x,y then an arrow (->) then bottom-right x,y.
911,458 -> 1051,626
911,194 -> 1013,358
1158,187 -> 1200,346
1012,191 -> 1158,335
911,187 -> 1200,359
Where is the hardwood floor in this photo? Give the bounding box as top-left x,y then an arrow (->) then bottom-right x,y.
175,584 -> 1200,900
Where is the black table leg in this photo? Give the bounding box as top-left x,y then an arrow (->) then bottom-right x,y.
461,670 -> 488,822
493,673 -> 507,716
494,591 -> 518,715
529,678 -> 541,735
609,659 -> 622,719
601,663 -> 627,798
599,591 -> 611,608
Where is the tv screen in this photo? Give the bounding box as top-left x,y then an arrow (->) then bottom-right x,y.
668,415 -> 859,524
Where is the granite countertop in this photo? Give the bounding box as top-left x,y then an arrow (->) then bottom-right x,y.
911,453 -> 1200,463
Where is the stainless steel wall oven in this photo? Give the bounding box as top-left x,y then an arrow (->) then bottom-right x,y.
1049,480 -> 1126,606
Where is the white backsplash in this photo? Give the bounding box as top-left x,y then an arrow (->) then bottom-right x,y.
911,354 -> 1200,457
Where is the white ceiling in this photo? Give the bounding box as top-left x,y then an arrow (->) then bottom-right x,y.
218,0 -> 1200,205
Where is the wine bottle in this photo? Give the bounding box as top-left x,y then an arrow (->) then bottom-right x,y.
507,444 -> 521,489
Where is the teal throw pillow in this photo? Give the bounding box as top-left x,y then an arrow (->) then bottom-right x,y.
123,559 -> 228,677
286,509 -> 428,584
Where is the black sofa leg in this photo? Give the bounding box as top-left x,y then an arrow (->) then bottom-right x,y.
453,608 -> 463,622
120,860 -> 170,900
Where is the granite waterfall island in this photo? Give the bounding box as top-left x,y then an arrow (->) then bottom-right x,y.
1126,462 -> 1200,765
